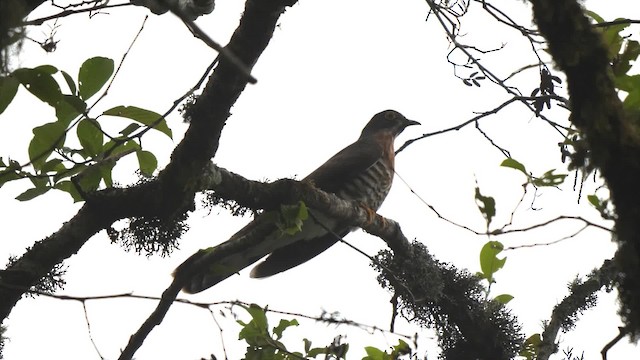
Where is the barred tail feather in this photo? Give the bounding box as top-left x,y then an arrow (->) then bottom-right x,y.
175,250 -> 263,294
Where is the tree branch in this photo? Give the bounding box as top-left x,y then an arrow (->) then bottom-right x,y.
538,260 -> 618,360
116,163 -> 412,358
0,0 -> 298,323
530,0 -> 640,337
201,163 -> 412,257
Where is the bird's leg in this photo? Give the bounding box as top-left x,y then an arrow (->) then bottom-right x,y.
357,201 -> 385,226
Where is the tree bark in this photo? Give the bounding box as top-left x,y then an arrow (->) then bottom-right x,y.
0,0 -> 298,322
530,0 -> 640,338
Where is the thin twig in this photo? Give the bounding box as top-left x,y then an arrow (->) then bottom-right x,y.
22,2 -> 131,26
82,301 -> 105,360
118,279 -> 183,360
168,4 -> 257,84
396,94 -> 567,155
90,15 -> 148,110
307,211 -> 420,306
208,308 -> 229,360
601,327 -> 628,360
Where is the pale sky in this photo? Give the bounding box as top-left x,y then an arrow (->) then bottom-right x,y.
1,0 -> 639,359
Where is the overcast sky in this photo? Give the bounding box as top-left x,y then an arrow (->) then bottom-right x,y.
1,0 -> 639,359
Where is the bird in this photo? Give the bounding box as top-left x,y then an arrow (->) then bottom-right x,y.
175,110 -> 420,293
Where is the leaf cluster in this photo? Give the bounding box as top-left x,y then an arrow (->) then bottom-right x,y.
530,68 -> 563,116
236,303 -> 347,360
0,57 -> 171,202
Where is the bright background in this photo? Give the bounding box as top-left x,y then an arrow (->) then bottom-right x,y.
1,0 -> 639,359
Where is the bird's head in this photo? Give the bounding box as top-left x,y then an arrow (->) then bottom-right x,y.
360,110 -> 420,138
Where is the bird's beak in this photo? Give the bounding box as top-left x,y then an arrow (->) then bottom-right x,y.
404,119 -> 421,127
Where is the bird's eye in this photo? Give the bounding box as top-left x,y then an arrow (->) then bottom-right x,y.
384,112 -> 396,121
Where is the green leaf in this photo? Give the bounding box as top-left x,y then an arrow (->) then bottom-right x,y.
614,40 -> 640,76
272,319 -> 298,340
13,67 -> 63,107
77,119 -> 103,157
391,339 -> 411,357
479,240 -> 506,283
0,169 -> 21,188
76,165 -> 102,193
0,159 -> 23,188
119,123 -> 141,136
54,180 -> 82,202
0,75 -> 19,115
519,333 -> 542,360
601,20 -> 629,60
41,158 -> 65,173
500,158 -> 528,176
103,139 -> 140,160
363,346 -> 388,360
99,161 -> 116,187
474,187 -> 496,228
34,64 -> 58,74
78,56 -> 114,100
307,347 -> 327,358
245,304 -> 268,331
532,169 -> 567,187
278,201 -> 309,235
53,163 -> 86,183
29,175 -> 49,188
136,150 -> 157,176
587,194 -> 601,207
584,10 -> 604,24
614,74 -> 640,92
15,186 -> 51,201
238,304 -> 272,350
28,121 -> 67,170
60,70 -> 77,95
623,88 -> 640,111
55,95 -> 86,124
494,294 -> 514,304
103,105 -> 172,139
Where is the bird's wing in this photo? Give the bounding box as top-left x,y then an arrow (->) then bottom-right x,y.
249,226 -> 352,278
305,137 -> 383,191
249,137 -> 384,278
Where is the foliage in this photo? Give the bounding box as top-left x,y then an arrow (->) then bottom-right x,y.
476,240 -> 506,286
0,1 -> 639,360
519,333 -> 542,360
0,57 -> 171,202
260,201 -> 309,236
585,11 -> 640,112
236,304 -> 349,359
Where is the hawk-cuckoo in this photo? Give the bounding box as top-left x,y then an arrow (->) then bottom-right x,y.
176,110 -> 419,293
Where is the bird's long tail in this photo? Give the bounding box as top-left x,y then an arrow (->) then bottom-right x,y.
173,216 -> 277,294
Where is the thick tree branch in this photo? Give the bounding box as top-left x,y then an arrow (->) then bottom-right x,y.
538,260 -> 618,360
530,0 -> 640,337
117,163 -> 411,359
0,0 -> 297,323
202,163 -> 412,256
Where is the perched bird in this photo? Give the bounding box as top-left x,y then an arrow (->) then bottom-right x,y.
176,110 -> 419,293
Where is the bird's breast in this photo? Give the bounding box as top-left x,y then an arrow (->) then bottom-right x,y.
338,158 -> 393,210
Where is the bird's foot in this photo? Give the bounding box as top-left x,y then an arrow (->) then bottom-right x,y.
357,202 -> 383,226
